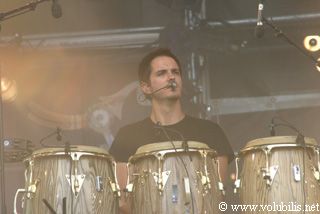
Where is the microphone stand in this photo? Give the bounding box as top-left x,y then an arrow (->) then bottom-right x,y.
269,118 -> 276,136
0,0 -> 50,29
42,199 -> 57,214
0,2 -> 58,212
262,17 -> 319,67
0,65 -> 6,213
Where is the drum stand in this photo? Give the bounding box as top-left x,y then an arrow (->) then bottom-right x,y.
42,197 -> 67,214
42,199 -> 56,214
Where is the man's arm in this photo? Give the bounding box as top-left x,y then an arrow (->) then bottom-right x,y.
116,162 -> 131,214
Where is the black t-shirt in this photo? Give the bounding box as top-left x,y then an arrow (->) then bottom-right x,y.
109,115 -> 234,162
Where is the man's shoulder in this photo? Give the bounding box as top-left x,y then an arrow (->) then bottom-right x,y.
185,115 -> 219,127
111,118 -> 150,151
119,117 -> 151,133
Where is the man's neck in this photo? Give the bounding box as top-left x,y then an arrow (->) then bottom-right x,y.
150,99 -> 185,126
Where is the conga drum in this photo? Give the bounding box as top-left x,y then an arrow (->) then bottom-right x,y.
127,141 -> 224,214
15,145 -> 120,214
235,136 -> 320,213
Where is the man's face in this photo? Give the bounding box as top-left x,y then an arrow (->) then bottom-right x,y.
141,55 -> 182,100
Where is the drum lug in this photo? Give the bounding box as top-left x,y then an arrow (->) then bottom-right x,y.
95,176 -> 103,192
312,168 -> 320,181
152,170 -> 171,193
201,174 -> 210,186
125,173 -> 141,193
65,174 -> 86,198
218,182 -> 225,195
198,172 -> 211,191
261,165 -> 278,187
125,183 -> 133,193
111,161 -> 121,197
109,180 -> 121,197
234,179 -> 241,193
26,179 -> 40,199
234,156 -> 241,194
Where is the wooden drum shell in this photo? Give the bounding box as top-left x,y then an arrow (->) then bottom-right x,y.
23,146 -> 119,214
237,136 -> 320,213
128,141 -> 223,214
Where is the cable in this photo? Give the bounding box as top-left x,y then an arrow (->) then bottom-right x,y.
39,127 -> 61,147
154,125 -> 192,162
154,124 -> 195,214
270,116 -> 306,214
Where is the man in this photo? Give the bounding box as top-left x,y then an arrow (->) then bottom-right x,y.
110,48 -> 234,212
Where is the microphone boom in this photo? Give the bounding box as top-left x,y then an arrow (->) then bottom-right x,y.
51,0 -> 62,19
255,0 -> 265,38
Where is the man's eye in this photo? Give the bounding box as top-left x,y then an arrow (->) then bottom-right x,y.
157,71 -> 166,76
172,70 -> 180,75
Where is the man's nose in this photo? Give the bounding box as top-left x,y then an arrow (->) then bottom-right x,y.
168,71 -> 175,79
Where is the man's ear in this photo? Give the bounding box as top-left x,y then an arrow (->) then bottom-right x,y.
140,81 -> 152,95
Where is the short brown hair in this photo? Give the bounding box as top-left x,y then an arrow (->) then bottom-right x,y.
138,48 -> 182,83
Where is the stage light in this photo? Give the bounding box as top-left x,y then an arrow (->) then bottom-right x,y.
1,77 -> 17,102
304,35 -> 320,52
316,58 -> 320,72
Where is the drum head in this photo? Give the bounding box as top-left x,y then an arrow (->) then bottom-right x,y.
27,145 -> 111,160
241,136 -> 319,153
130,141 -> 215,162
136,141 -> 210,154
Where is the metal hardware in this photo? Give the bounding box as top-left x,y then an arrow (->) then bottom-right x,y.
183,177 -> 191,205
313,168 -> 320,181
234,179 -> 241,193
26,179 -> 40,199
199,150 -> 212,192
259,147 -> 279,187
126,183 -> 133,193
66,174 -> 86,197
314,148 -> 320,181
14,189 -> 26,214
109,180 -> 120,196
172,184 -> 178,203
95,176 -> 103,192
234,156 -> 241,193
292,165 -> 301,182
261,165 -> 279,187
152,170 -> 171,192
218,182 -> 225,196
111,161 -> 121,197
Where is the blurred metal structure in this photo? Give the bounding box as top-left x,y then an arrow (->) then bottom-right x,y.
0,11 -> 320,117
209,91 -> 320,116
1,12 -> 320,50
